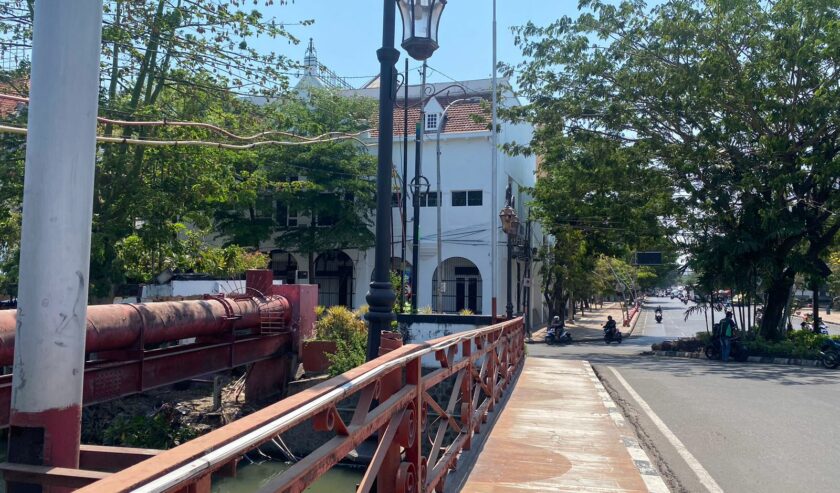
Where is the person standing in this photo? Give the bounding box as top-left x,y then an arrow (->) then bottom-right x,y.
720,311 -> 737,362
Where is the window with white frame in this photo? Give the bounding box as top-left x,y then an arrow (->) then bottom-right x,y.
452,190 -> 483,207
276,200 -> 298,228
425,113 -> 439,131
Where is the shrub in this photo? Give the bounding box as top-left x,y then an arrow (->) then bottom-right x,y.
742,332 -> 840,360
354,304 -> 370,318
695,331 -> 712,345
650,331 -> 840,361
103,407 -> 196,449
418,306 -> 433,315
313,306 -> 368,376
458,308 -> 474,316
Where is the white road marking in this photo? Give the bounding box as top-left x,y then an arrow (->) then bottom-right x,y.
639,309 -> 650,336
584,362 -> 669,492
608,366 -> 724,493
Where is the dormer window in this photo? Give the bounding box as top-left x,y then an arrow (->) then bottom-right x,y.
425,113 -> 439,131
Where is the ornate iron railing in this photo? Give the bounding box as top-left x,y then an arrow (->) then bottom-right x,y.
76,317 -> 525,493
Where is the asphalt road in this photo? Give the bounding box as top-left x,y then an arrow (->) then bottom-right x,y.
528,297 -> 840,493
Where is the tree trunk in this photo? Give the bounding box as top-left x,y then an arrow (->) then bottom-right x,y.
812,281 -> 820,333
710,291 -> 716,329
569,292 -> 575,322
761,268 -> 795,340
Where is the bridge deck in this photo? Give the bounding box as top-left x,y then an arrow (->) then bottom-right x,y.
457,358 -> 660,493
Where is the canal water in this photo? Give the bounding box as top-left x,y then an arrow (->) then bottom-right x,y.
212,461 -> 363,492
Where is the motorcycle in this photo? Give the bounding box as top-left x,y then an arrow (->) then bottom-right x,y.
604,325 -> 623,344
820,339 -> 840,369
704,323 -> 749,362
546,325 -> 572,345
800,320 -> 829,335
655,311 -> 663,323
704,336 -> 749,362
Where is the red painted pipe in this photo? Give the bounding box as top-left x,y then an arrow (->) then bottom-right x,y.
0,296 -> 290,365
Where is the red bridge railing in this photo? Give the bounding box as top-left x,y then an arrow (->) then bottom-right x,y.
76,317 -> 525,493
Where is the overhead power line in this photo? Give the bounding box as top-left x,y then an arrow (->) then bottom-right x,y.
0,124 -> 370,149
0,93 -> 370,144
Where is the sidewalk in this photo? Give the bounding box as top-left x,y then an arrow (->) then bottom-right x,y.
532,302 -> 627,342
455,358 -> 667,493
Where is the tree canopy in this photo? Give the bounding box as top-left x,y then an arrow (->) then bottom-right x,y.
506,0 -> 839,337
216,89 -> 377,279
0,1 -> 379,298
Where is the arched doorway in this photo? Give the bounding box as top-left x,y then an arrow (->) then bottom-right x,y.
270,250 -> 298,285
432,258 -> 482,314
314,250 -> 354,308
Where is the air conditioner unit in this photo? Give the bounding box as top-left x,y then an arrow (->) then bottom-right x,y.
295,270 -> 309,284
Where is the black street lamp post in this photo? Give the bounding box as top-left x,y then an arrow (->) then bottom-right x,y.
499,183 -> 520,320
366,0 -> 447,361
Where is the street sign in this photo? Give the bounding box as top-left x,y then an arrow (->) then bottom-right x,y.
634,252 -> 663,265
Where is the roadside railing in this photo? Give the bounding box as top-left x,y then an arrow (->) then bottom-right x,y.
76,317 -> 526,493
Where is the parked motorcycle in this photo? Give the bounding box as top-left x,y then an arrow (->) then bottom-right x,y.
546,325 -> 572,345
704,324 -> 749,362
820,339 -> 840,369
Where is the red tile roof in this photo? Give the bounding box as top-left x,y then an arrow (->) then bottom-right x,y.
0,80 -> 27,118
0,97 -> 18,118
371,95 -> 491,138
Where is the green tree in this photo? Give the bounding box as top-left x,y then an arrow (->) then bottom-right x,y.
506,0 -> 840,339
218,89 -> 377,279
0,63 -> 28,297
0,1 -> 304,298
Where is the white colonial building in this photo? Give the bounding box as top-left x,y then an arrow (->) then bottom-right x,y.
254,43 -> 548,326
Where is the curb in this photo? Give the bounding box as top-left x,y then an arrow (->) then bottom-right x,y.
582,361 -> 669,493
625,306 -> 643,337
645,350 -> 823,368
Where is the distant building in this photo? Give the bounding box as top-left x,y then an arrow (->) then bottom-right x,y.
296,39 -> 354,92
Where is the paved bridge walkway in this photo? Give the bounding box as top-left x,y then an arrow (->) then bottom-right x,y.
456,358 -> 669,493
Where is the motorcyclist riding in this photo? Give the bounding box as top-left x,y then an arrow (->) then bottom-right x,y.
603,315 -> 621,343
546,316 -> 572,345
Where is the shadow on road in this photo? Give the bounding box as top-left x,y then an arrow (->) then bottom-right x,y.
529,341 -> 839,387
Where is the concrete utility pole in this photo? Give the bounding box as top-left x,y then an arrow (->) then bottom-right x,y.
490,0 -> 499,320
8,0 -> 103,479
400,58 -> 409,310
411,62 -> 427,312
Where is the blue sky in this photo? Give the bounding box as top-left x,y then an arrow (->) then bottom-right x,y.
249,1 -> 581,87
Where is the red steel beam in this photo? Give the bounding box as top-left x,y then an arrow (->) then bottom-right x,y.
0,296 -> 290,366
0,333 -> 291,428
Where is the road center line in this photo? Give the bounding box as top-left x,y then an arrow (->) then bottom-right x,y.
639,308 -> 650,336
608,366 -> 724,493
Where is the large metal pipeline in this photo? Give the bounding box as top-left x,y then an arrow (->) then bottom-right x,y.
0,296 -> 290,366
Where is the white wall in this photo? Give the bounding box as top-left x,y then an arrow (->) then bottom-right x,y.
235,79 -> 547,323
